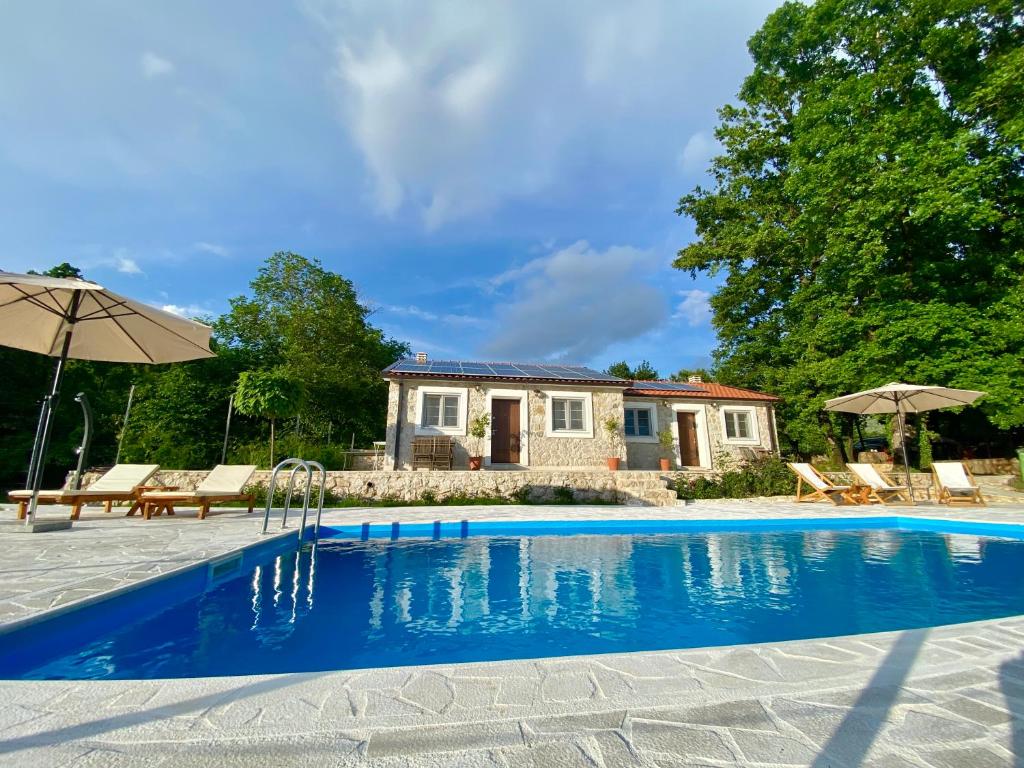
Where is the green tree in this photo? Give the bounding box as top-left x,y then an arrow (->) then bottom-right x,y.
605,360 -> 660,380
234,369 -> 304,467
216,252 -> 408,448
675,0 -> 1024,459
669,367 -> 713,383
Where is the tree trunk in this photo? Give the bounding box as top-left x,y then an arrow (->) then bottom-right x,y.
269,418 -> 275,469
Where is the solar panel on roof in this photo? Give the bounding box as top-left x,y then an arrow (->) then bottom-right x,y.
629,381 -> 701,391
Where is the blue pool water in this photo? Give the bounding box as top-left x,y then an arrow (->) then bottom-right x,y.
5,525 -> 1024,680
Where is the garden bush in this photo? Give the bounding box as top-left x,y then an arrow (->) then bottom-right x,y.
674,456 -> 796,500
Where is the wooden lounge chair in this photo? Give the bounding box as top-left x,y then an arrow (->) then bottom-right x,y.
788,463 -> 860,505
8,464 -> 160,520
932,461 -> 986,506
139,465 -> 257,520
846,463 -> 914,505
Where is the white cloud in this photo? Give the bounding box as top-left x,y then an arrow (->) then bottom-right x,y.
375,302 -> 484,327
161,303 -> 207,318
140,52 -> 174,79
116,256 -> 142,274
310,1 -> 774,228
481,240 -> 667,361
194,241 -> 229,257
674,289 -> 712,326
678,132 -> 719,175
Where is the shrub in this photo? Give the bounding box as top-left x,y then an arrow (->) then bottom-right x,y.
551,485 -> 576,504
674,456 -> 796,500
419,490 -> 438,505
510,485 -> 533,504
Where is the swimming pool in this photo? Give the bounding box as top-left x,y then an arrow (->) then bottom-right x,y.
3,518 -> 1024,680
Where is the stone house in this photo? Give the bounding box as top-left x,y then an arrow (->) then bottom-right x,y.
382,357 -> 780,472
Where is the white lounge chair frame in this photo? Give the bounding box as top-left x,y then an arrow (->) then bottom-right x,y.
932,461 -> 986,506
788,463 -> 860,505
846,463 -> 914,505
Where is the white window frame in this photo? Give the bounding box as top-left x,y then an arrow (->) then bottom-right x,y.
543,390 -> 594,438
414,385 -> 469,436
483,388 -> 530,467
720,405 -> 760,444
623,401 -> 658,443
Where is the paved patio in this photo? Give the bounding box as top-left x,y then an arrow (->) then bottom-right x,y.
1,499 -> 1023,766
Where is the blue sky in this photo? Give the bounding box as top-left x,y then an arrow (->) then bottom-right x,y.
0,1 -> 783,377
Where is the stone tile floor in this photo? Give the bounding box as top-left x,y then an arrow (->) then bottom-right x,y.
2,499 -> 1024,766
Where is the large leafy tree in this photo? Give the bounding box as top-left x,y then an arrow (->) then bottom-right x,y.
215,252 -> 408,449
675,0 -> 1024,458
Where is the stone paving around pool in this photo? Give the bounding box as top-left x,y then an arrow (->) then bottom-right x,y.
1,499 -> 1024,766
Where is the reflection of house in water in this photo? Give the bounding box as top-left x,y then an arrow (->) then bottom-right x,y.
945,534 -> 984,563
705,533 -> 792,599
802,531 -> 838,560
358,535 -> 638,632
861,531 -> 903,562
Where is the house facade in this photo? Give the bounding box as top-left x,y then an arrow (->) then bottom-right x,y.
382,357 -> 780,472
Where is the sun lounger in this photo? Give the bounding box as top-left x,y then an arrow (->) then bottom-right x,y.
140,465 -> 257,520
932,461 -> 986,506
8,464 -> 160,520
846,463 -> 913,504
788,463 -> 860,505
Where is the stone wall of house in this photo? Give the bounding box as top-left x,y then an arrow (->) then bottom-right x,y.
384,380 -> 628,470
74,468 -> 680,505
622,399 -> 777,470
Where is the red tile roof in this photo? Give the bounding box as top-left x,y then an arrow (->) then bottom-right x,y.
624,381 -> 780,402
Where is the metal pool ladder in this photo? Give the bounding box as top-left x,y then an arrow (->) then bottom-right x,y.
260,457 -> 327,544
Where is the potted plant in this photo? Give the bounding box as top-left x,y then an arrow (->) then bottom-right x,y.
603,416 -> 622,471
468,413 -> 490,470
657,428 -> 675,471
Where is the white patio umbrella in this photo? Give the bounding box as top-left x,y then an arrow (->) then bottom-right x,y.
825,382 -> 986,501
0,271 -> 215,525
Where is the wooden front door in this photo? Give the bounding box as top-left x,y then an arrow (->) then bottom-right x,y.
677,412 -> 700,467
490,399 -> 521,464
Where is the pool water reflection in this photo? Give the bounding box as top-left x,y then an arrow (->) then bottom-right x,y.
19,529 -> 1024,680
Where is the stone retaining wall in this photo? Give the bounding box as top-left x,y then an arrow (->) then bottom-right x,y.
74,469 -> 681,506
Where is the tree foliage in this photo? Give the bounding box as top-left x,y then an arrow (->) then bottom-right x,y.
675,0 -> 1024,457
234,368 -> 304,466
605,360 -> 660,380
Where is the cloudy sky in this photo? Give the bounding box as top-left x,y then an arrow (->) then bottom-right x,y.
0,0 -> 782,376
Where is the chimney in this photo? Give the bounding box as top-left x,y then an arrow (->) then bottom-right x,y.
688,375 -> 703,384
415,352 -> 428,364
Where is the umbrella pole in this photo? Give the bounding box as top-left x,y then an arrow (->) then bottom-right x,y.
895,398 -> 915,502
26,291 -> 82,526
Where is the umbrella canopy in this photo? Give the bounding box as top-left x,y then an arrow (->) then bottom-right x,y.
824,382 -> 986,415
825,382 -> 986,502
0,271 -> 215,526
0,272 -> 214,363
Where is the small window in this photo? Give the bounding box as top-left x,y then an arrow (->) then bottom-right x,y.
624,407 -> 652,437
423,394 -> 460,428
551,398 -> 585,431
724,410 -> 751,439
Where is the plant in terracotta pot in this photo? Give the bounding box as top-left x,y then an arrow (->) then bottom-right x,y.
468,413 -> 490,470
603,416 -> 623,470
657,428 -> 675,471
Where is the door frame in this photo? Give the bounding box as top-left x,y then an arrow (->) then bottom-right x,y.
670,404 -> 711,469
484,389 -> 529,467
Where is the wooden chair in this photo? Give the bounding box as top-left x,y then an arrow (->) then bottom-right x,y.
846,463 -> 914,505
932,461 -> 986,506
788,463 -> 860,505
8,464 -> 160,520
140,465 -> 257,520
412,436 -> 453,470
